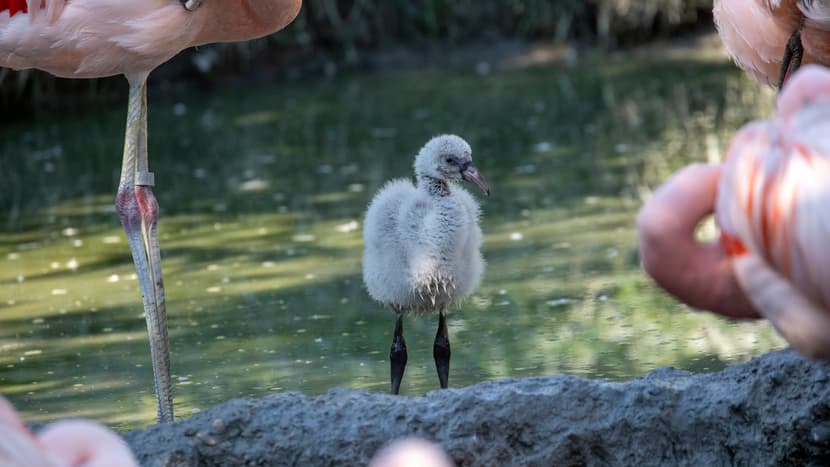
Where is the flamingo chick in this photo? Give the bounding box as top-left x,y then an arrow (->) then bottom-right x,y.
714,0 -> 830,88
362,135 -> 489,394
639,64 -> 830,360
0,0 -> 301,423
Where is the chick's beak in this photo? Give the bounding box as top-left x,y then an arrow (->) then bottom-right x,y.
461,164 -> 490,196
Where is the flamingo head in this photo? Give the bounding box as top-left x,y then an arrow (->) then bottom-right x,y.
415,135 -> 490,195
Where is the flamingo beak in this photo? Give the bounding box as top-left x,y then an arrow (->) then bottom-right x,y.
461,164 -> 490,196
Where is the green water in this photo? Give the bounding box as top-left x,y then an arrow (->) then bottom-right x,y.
0,56 -> 785,429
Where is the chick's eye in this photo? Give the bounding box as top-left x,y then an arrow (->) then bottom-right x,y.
445,157 -> 455,164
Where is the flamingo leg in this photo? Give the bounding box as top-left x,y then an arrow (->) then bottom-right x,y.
779,28 -> 804,90
115,76 -> 174,423
433,308 -> 450,389
390,314 -> 407,395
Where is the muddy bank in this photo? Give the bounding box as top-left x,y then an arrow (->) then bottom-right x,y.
125,349 -> 830,466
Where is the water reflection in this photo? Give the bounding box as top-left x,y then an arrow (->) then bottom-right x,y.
0,58 -> 784,429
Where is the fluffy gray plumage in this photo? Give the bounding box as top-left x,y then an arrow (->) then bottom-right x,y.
362,134 -> 486,314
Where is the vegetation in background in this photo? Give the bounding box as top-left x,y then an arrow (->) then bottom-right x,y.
0,0 -> 713,115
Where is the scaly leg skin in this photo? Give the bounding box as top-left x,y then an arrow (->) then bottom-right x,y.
433,308 -> 450,389
115,76 -> 174,423
390,314 -> 407,395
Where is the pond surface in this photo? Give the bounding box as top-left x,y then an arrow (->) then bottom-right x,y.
0,55 -> 786,429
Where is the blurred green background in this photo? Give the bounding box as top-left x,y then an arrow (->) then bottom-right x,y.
1,0 -> 714,116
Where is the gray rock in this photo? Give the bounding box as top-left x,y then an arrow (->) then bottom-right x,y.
125,349 -> 830,466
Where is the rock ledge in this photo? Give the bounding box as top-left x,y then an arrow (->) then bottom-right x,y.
125,350 -> 830,466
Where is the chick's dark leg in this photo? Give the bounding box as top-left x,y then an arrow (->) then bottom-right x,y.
390,314 -> 407,395
433,308 -> 450,389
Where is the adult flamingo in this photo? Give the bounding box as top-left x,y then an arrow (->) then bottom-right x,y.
0,0 -> 302,423
638,64 -> 830,360
713,0 -> 830,88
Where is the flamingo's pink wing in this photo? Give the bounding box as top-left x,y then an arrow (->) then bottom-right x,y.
43,0 -> 66,23
717,64 -> 830,317
717,107 -> 830,311
781,111 -> 830,310
734,254 -> 830,359
713,0 -> 793,86
715,120 -> 777,256
0,0 -> 27,17
0,0 -> 65,21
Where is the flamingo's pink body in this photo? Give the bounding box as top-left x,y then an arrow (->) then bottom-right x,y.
639,64 -> 830,360
1,0 -> 301,80
0,0 -> 302,423
714,0 -> 830,86
717,64 -> 830,358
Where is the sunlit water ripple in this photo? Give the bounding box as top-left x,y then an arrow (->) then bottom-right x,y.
0,57 -> 784,429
